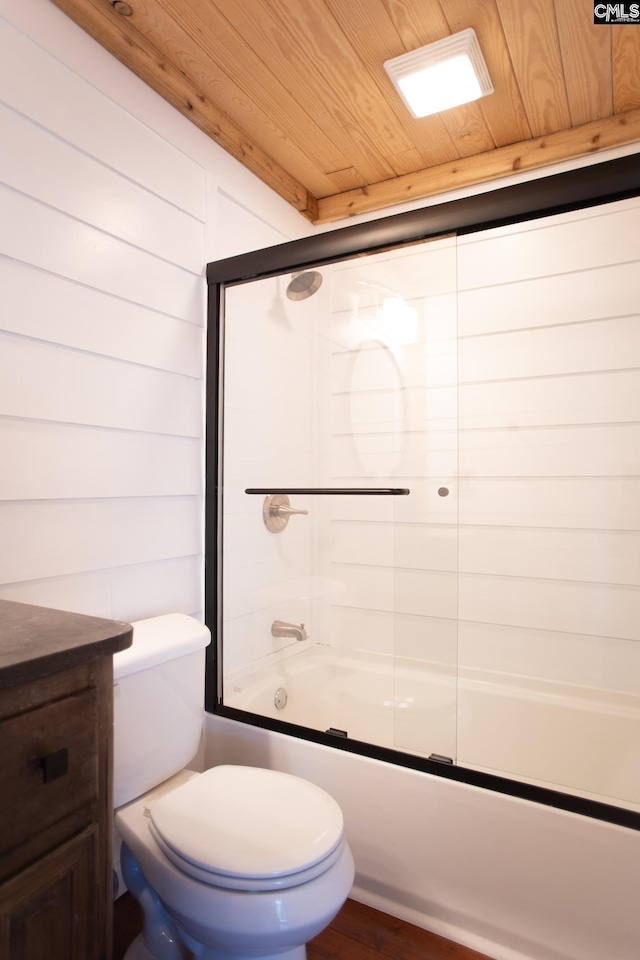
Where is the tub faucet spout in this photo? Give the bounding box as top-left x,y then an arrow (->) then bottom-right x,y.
271,620 -> 308,642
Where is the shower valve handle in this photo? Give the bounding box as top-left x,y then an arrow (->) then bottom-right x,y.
263,494 -> 308,533
273,504 -> 309,518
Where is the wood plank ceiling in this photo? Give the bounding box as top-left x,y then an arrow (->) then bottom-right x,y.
49,0 -> 640,223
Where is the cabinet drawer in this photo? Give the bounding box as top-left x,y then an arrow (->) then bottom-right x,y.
0,689 -> 98,857
0,826 -> 97,960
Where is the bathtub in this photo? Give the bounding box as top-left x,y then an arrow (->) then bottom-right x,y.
224,644 -> 640,811
206,704 -> 640,960
226,646 -> 456,759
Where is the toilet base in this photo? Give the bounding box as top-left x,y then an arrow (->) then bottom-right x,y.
123,934 -> 156,960
124,931 -> 307,960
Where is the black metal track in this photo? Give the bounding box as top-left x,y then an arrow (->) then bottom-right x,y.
206,154 -> 640,287
214,705 -> 640,832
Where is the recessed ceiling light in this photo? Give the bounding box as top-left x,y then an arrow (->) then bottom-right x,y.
384,28 -> 494,119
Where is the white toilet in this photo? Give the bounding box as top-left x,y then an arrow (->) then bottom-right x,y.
113,614 -> 355,960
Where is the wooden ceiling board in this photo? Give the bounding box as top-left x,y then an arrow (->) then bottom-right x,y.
314,102 -> 640,222
555,0 -> 613,125
325,166 -> 369,192
207,0 -> 400,187
441,0 -> 533,146
50,0 -> 319,214
322,0 -> 464,169
496,0 -> 571,136
613,29 -> 640,113
259,0 -> 433,173
382,0 -> 450,40
48,0 -> 640,224
129,0 -> 347,195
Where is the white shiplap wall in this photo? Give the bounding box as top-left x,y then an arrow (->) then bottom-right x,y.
0,0 -> 309,622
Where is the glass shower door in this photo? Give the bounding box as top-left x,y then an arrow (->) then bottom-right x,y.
387,236 -> 459,763
220,235 -> 459,761
213,187 -> 640,822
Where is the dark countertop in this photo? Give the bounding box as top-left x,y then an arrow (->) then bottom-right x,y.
0,599 -> 132,689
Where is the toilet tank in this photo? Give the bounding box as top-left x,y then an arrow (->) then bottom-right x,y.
113,613 -> 211,808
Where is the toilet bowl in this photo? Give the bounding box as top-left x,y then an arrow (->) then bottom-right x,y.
117,765 -> 355,960
113,616 -> 354,960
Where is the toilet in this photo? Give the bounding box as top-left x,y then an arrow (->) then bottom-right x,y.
113,614 -> 355,960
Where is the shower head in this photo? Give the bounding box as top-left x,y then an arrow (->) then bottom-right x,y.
285,270 -> 323,301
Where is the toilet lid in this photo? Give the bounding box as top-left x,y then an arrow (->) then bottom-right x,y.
148,766 -> 345,886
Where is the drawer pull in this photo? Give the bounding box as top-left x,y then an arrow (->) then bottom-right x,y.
41,748 -> 69,784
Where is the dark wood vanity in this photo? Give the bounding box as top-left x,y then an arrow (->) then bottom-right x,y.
0,600 -> 132,960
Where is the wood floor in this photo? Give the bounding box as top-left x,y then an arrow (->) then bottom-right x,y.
113,893 -> 491,960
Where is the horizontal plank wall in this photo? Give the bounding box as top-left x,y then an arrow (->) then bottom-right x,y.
0,7 -> 206,619
0,0 -> 311,623
0,3 -> 205,621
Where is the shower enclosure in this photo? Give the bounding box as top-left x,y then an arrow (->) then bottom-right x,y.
206,156 -> 640,829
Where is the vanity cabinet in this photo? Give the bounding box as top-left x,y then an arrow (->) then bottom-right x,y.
0,601 -> 132,960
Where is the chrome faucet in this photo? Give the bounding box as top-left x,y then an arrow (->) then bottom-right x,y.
271,620 -> 308,642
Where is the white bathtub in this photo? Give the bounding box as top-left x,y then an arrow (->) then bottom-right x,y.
226,646 -> 456,758
205,709 -> 640,960
225,645 -> 640,811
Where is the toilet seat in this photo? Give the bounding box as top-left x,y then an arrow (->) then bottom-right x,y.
147,765 -> 345,892
149,823 -> 346,891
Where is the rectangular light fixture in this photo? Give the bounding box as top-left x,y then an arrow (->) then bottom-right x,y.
384,28 -> 493,119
